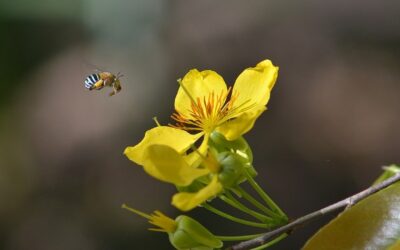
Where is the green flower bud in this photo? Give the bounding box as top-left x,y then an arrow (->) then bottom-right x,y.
122,205 -> 222,250
209,131 -> 253,165
210,132 -> 257,181
169,215 -> 223,250
217,152 -> 246,188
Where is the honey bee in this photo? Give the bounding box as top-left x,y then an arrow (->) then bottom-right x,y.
84,72 -> 122,96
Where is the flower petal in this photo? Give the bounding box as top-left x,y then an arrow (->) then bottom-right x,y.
143,145 -> 210,186
184,134 -> 210,168
216,105 -> 266,141
232,60 -> 278,110
124,126 -> 202,166
175,69 -> 227,118
172,175 -> 223,211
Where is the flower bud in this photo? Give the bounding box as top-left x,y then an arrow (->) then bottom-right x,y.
122,205 -> 222,250
169,215 -> 223,250
217,152 -> 246,188
210,132 -> 257,179
210,131 -> 253,165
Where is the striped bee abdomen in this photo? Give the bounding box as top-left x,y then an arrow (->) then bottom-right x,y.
84,73 -> 100,89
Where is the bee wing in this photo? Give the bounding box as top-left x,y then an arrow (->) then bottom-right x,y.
83,61 -> 107,73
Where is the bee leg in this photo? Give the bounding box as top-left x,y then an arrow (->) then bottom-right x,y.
109,87 -> 119,96
109,82 -> 121,96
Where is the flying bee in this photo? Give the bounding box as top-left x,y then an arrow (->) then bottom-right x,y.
84,71 -> 123,96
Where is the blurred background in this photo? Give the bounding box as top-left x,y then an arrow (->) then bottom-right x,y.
0,0 -> 399,249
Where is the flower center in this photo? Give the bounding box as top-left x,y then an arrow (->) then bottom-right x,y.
171,88 -> 240,133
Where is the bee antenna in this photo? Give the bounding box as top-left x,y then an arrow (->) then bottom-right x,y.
117,72 -> 124,78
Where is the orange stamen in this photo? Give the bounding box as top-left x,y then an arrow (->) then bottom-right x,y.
171,87 -> 246,133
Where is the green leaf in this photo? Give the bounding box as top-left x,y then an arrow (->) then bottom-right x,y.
373,164 -> 400,185
303,182 -> 400,250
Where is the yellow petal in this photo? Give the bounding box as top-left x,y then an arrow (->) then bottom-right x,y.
172,175 -> 223,211
184,134 -> 210,168
143,145 -> 210,186
174,69 -> 227,118
124,126 -> 202,166
232,60 -> 278,110
216,105 -> 266,141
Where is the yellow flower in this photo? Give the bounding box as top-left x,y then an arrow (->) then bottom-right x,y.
172,59 -> 278,145
124,60 -> 278,210
122,204 -> 223,249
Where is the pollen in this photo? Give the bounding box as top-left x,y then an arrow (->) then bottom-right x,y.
171,88 -> 242,133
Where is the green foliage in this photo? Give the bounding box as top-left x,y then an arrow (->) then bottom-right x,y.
303,181 -> 400,250
373,164 -> 400,185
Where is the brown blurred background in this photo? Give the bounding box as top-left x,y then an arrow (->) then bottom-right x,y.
0,0 -> 399,249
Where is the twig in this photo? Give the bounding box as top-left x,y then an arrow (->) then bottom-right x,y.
228,173 -> 400,250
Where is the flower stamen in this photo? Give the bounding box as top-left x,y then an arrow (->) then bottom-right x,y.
122,204 -> 177,233
171,86 -> 258,134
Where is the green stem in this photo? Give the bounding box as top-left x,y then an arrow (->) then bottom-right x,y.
244,170 -> 287,218
221,193 -> 273,223
216,233 -> 264,241
249,233 -> 287,250
235,187 -> 278,218
202,204 -> 272,229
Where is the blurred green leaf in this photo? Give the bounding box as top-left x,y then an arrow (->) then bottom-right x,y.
303,182 -> 400,250
373,164 -> 400,185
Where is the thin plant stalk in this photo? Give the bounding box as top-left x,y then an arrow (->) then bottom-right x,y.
235,187 -> 278,218
244,170 -> 286,218
216,233 -> 264,241
246,233 -> 287,250
202,204 -> 273,229
219,194 -> 272,222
